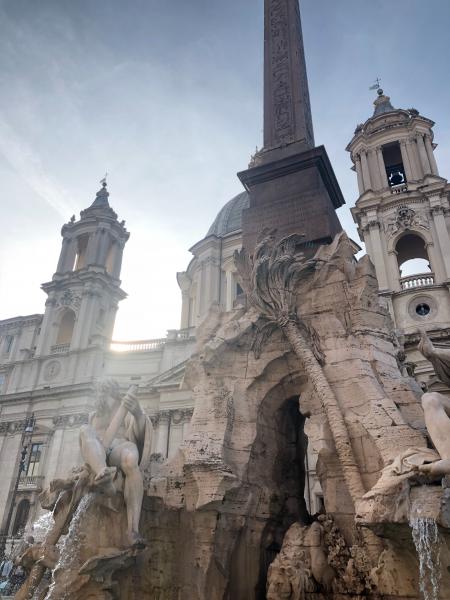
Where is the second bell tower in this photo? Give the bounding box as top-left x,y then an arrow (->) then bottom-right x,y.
349,88 -> 450,384
36,181 -> 129,359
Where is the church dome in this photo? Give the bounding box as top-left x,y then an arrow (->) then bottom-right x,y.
207,191 -> 249,238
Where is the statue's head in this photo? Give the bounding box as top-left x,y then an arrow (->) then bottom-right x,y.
94,378 -> 121,414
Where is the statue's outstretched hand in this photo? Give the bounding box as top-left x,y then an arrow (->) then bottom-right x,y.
418,329 -> 434,359
122,386 -> 142,417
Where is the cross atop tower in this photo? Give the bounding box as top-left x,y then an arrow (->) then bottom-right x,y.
263,0 -> 314,151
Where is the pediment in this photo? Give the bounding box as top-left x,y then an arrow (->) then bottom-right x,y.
147,360 -> 188,389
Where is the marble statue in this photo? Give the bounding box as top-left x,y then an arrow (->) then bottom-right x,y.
417,330 -> 450,477
80,379 -> 152,547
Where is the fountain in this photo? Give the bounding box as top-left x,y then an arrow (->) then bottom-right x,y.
410,518 -> 441,600
11,234 -> 450,599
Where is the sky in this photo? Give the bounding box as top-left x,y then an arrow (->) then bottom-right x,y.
1,0 -> 450,340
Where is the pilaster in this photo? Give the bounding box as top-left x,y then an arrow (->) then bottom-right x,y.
424,135 -> 439,176
360,151 -> 372,191
417,133 -> 432,176
430,202 -> 450,280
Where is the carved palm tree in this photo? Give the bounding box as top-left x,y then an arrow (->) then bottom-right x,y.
235,230 -> 366,503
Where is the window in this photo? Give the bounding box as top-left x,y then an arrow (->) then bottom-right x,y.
73,234 -> 89,270
12,499 -> 30,536
56,309 -> 76,345
416,303 -> 431,317
4,335 -> 14,354
26,443 -> 43,477
236,283 -> 244,296
0,374 -> 5,391
382,142 -> 407,187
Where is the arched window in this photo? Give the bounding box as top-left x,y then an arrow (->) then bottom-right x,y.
12,499 -> 30,536
73,234 -> 89,270
396,233 -> 431,277
56,309 -> 76,345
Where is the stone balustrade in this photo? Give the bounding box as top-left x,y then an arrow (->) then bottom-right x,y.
17,475 -> 44,492
50,343 -> 71,354
110,328 -> 195,353
400,272 -> 435,290
110,339 -> 167,353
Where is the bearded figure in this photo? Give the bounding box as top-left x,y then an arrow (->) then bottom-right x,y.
79,378 -> 153,547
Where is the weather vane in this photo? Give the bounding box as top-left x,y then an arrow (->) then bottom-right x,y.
100,172 -> 108,187
369,77 -> 382,91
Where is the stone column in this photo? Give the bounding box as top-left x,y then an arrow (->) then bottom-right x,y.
225,270 -> 234,311
365,221 -> 389,290
111,241 -> 125,279
35,294 -> 57,356
62,238 -> 78,272
417,134 -> 432,175
156,411 -> 171,458
387,250 -> 401,292
354,154 -> 364,194
168,411 -> 184,458
424,135 -> 439,176
97,230 -> 111,266
180,291 -> 190,329
431,205 -> 450,280
360,151 -> 372,191
406,138 -> 422,180
196,265 -> 204,318
399,140 -> 413,183
182,409 -> 193,441
71,286 -> 97,349
85,232 -> 98,265
368,149 -> 381,190
57,239 -> 70,272
376,147 -> 389,188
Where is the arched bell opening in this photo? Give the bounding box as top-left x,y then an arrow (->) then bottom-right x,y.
395,232 -> 434,289
55,308 -> 76,347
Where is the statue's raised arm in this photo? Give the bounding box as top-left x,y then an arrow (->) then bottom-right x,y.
418,329 -> 450,387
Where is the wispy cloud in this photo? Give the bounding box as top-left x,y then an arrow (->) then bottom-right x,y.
0,117 -> 74,218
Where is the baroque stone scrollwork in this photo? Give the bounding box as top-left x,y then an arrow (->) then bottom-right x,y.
385,205 -> 429,238
56,289 -> 81,311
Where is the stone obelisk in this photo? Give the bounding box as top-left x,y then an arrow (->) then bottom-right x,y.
239,0 -> 344,252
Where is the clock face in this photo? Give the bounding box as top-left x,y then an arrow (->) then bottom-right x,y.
44,360 -> 61,381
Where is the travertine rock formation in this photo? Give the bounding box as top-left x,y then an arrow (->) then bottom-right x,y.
16,233 -> 450,599
133,233 -> 431,599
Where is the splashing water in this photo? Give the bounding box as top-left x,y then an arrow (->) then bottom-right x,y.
29,512 -> 54,543
45,493 -> 95,600
410,517 -> 441,600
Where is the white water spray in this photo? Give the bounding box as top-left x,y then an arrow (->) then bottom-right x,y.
410,517 -> 441,600
29,512 -> 54,543
45,493 -> 95,600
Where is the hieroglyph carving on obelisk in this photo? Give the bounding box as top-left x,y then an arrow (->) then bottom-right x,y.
263,0 -> 315,150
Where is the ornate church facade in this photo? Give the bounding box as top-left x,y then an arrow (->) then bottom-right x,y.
1,18 -> 450,564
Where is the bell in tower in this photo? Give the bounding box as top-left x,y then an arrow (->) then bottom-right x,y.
348,86 -> 450,386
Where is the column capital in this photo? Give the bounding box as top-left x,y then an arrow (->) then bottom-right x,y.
155,410 -> 171,425
363,219 -> 380,232
430,205 -> 444,216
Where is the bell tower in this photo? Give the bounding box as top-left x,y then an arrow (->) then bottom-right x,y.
36,180 -> 129,359
349,88 -> 450,383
